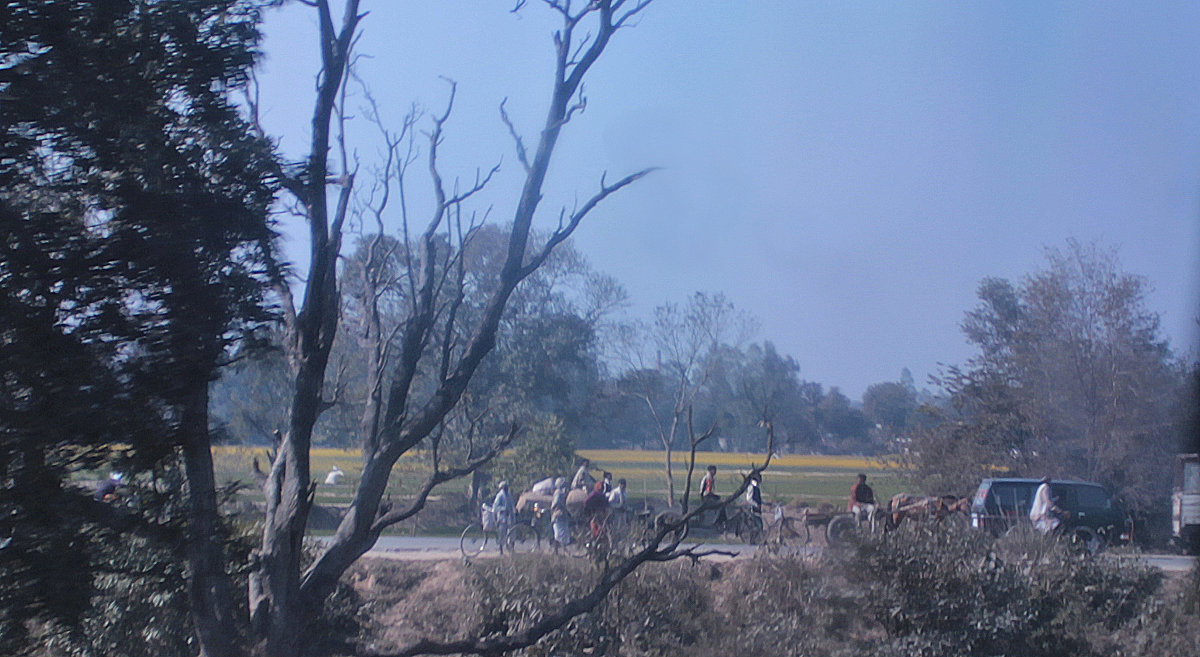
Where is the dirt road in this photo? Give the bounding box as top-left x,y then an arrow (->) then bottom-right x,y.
336,536 -> 1195,571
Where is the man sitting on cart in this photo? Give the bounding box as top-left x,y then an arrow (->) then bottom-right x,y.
848,473 -> 877,521
699,465 -> 728,528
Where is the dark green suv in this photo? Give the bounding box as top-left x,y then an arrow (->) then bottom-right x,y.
970,478 -> 1132,549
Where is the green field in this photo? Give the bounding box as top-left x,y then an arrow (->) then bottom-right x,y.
213,446 -> 907,515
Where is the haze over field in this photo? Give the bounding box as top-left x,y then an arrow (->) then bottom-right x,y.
255,2 -> 1200,397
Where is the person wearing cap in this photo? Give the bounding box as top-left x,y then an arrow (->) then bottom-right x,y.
492,481 -> 515,552
1030,476 -> 1066,534
583,479 -> 610,538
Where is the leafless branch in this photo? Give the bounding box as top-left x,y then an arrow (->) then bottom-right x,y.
371,425 -> 519,531
679,406 -> 716,515
499,98 -> 531,173
520,167 -> 655,278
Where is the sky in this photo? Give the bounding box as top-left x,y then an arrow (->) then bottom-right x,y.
254,1 -> 1200,399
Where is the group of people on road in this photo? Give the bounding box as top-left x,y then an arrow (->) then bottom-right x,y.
487,458 -> 630,553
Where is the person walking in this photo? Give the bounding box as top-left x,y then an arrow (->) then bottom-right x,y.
607,477 -> 629,532
1030,477 -> 1066,534
492,481 -> 515,553
551,477 -> 572,550
745,473 -> 763,515
584,480 -> 610,539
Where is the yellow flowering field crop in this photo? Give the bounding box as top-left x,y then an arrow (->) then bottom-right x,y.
577,449 -> 894,471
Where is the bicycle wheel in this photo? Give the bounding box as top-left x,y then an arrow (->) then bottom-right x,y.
509,523 -> 539,553
460,524 -> 487,559
589,526 -> 613,559
563,524 -> 591,558
826,515 -> 857,546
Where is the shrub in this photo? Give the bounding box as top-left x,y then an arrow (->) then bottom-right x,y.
348,530 -> 1197,657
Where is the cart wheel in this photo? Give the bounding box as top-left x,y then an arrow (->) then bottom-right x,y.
509,523 -> 539,553
460,524 -> 487,559
1070,526 -> 1105,557
826,515 -> 857,546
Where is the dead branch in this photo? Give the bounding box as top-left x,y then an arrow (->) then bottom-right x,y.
370,424 -> 519,532
520,168 -> 654,278
499,98 -> 531,173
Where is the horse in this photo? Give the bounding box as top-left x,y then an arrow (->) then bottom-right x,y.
888,493 -> 969,529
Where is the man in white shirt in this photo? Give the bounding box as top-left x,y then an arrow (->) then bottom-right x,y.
607,478 -> 627,509
493,481 -> 515,552
1029,477 -> 1065,534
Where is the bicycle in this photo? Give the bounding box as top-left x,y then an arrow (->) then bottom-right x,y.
761,504 -> 809,555
459,503 -> 538,559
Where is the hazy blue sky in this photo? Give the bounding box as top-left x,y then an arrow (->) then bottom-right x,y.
255,1 -> 1200,398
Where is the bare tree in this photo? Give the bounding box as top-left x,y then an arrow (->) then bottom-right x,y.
248,2 -> 655,655
610,291 -> 749,506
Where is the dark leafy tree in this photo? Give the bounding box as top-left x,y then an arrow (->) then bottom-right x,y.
1,2 -> 276,655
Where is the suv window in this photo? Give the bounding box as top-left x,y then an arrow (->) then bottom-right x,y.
1185,462 -> 1200,494
1060,484 -> 1111,511
984,483 -> 1033,514
980,481 -> 1113,515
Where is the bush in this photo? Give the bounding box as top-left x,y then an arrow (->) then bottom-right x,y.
350,529 -> 1197,657
834,523 -> 1169,657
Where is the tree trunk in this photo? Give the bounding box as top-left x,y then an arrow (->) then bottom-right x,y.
249,354 -> 325,657
181,384 -> 241,657
664,443 -> 675,508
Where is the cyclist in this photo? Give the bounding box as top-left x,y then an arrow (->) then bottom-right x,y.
583,480 -> 610,539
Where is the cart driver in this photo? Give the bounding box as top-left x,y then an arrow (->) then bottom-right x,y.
848,473 -> 877,520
